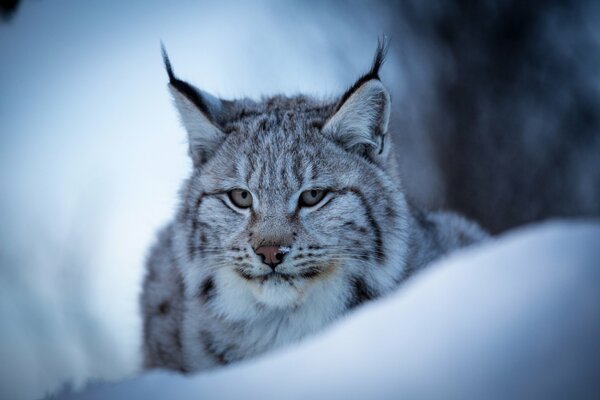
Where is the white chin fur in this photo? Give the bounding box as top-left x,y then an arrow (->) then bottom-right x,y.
249,276 -> 307,309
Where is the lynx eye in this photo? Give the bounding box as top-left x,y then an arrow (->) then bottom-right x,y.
228,189 -> 253,208
299,189 -> 327,207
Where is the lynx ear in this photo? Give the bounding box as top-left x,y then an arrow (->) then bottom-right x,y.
323,41 -> 391,156
162,45 -> 226,166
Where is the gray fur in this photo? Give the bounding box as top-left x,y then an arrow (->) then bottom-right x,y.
141,45 -> 487,372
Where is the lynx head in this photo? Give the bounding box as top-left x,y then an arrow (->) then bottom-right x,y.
165,42 -> 408,313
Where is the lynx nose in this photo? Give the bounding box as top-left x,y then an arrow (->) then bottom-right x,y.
254,246 -> 287,269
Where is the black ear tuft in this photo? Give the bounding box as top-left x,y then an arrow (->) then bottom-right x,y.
161,41 -> 176,82
160,42 -> 212,118
369,36 -> 389,79
335,37 -> 389,112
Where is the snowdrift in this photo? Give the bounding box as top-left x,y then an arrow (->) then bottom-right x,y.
55,221 -> 600,400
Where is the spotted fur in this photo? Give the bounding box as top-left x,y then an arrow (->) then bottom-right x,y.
141,43 -> 487,372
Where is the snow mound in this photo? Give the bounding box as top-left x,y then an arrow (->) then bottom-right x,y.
56,221 -> 600,400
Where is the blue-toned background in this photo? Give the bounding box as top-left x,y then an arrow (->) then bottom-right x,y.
1,1 -> 599,399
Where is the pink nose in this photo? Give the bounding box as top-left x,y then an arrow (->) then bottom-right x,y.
254,246 -> 287,269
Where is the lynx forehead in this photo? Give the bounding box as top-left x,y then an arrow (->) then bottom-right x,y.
141,41 -> 487,372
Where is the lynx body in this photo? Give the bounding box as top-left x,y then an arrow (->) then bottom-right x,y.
141,44 -> 486,372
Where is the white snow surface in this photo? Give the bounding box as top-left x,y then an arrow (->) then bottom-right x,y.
56,221 -> 600,400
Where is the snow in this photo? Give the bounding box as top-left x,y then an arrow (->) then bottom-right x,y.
55,221 -> 600,400
278,246 -> 291,254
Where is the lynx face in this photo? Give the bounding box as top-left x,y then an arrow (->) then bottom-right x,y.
184,110 -> 400,309
165,43 -> 408,311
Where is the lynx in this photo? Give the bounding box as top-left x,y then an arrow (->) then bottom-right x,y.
141,42 -> 487,372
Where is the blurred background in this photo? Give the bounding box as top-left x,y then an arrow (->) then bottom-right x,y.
0,1 -> 599,399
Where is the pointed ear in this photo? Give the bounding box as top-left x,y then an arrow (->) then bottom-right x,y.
322,41 -> 391,157
162,45 -> 226,166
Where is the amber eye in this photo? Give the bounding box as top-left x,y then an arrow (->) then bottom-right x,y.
228,189 -> 253,208
299,189 -> 327,207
